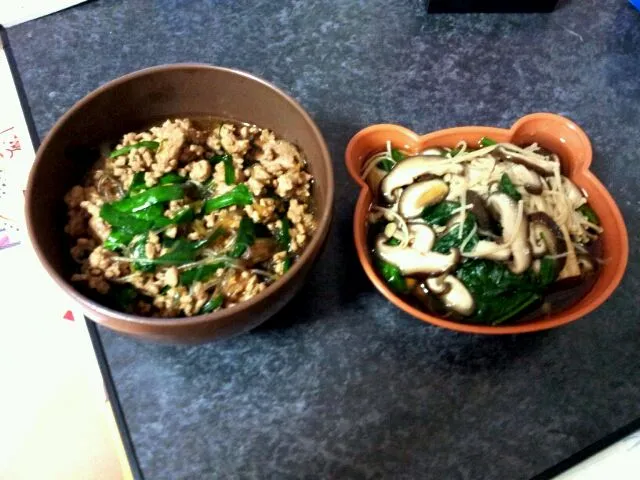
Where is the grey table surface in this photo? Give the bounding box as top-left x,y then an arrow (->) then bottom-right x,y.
8,0 -> 640,478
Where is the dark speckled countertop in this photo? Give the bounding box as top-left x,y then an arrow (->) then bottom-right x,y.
8,1 -> 640,478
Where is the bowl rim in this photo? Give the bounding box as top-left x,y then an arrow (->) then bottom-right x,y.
345,113 -> 629,334
25,63 -> 334,327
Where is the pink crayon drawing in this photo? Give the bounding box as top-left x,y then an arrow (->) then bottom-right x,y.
0,228 -> 19,250
0,126 -> 21,160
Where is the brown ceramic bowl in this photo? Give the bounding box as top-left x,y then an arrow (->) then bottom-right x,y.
345,113 -> 628,334
26,64 -> 334,343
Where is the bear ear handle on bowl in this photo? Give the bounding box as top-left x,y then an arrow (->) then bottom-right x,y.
344,113 -> 630,334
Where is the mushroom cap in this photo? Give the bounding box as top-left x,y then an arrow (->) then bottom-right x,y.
561,176 -> 585,209
428,275 -> 475,316
497,148 -> 557,176
528,212 -> 568,271
506,163 -> 543,195
380,156 -> 464,201
398,179 -> 449,218
375,235 -> 460,276
577,254 -> 595,274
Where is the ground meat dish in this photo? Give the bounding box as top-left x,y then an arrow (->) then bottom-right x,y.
65,119 -> 316,317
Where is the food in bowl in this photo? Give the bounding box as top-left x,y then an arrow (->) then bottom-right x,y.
362,137 -> 602,326
64,118 -> 316,317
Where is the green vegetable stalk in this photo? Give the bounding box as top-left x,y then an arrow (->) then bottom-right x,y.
130,234 -> 155,272
111,184 -> 184,213
230,217 -> 256,258
200,295 -> 224,314
109,141 -> 160,158
180,262 -> 227,286
128,172 -> 147,196
158,172 -> 186,185
100,204 -> 153,234
224,155 -> 235,185
276,217 -> 291,251
203,184 -> 253,214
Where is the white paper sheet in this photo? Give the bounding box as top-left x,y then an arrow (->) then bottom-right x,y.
1,0 -> 88,27
0,40 -> 35,251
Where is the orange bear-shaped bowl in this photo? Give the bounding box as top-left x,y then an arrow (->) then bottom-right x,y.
345,113 -> 628,334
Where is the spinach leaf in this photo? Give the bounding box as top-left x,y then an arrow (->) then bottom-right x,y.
378,158 -> 394,172
421,201 -> 461,226
456,259 -> 541,325
536,257 -> 558,287
499,173 -> 522,201
109,140 -> 160,158
433,215 -> 478,254
490,291 -> 541,325
391,148 -> 405,162
230,217 -> 256,258
200,295 -> 224,314
375,258 -> 408,293
203,184 -> 253,214
448,147 -> 461,157
577,204 -> 600,226
479,136 -> 497,147
375,148 -> 405,172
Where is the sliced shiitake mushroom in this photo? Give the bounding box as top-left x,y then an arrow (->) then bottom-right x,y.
495,148 -> 556,176
380,156 -> 464,201
506,163 -> 543,195
375,236 -> 460,276
426,275 -> 475,316
398,179 -> 449,218
528,212 -> 567,273
466,190 -> 491,230
577,254 -> 595,275
487,193 -> 531,274
408,224 -> 436,254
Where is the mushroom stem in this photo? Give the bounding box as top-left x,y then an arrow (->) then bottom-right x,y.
375,236 -> 460,276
